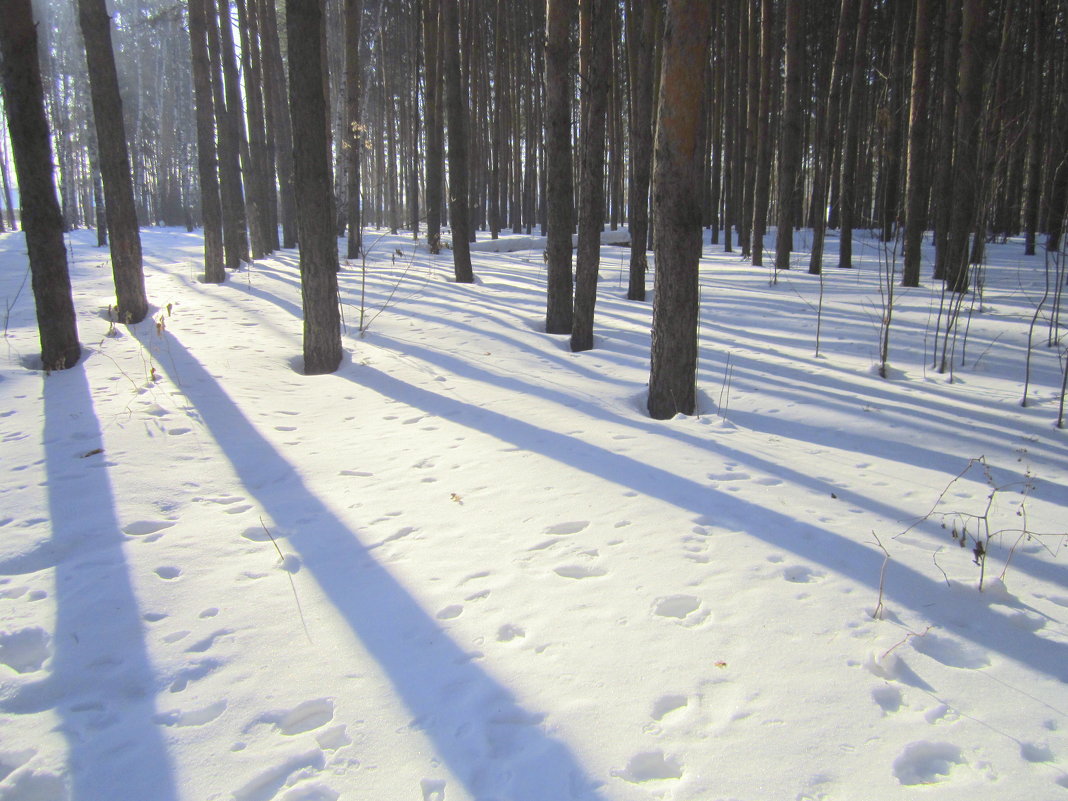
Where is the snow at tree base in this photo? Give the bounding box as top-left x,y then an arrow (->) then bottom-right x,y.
1,226 -> 1066,800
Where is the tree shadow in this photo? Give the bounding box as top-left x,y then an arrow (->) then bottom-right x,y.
133,328 -> 607,801
0,364 -> 179,800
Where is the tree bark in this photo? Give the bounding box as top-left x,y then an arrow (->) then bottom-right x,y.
345,0 -> 362,258
442,0 -> 474,282
188,0 -> 225,283
837,0 -> 871,269
77,0 -> 149,323
751,0 -> 775,267
570,0 -> 611,353
1,0 -> 81,369
423,0 -> 444,253
260,0 -> 297,249
774,0 -> 802,270
544,0 -> 576,333
648,0 -> 711,420
625,0 -> 654,300
902,0 -> 930,287
287,0 -> 342,374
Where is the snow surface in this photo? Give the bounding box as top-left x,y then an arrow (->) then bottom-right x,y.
1,224 -> 1066,801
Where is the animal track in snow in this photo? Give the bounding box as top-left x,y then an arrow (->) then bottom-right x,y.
267,698 -> 335,736
421,778 -> 446,801
122,520 -> 175,538
653,595 -> 702,620
497,623 -> 525,642
872,684 -> 902,714
231,749 -> 328,801
185,628 -> 233,653
612,750 -> 684,782
543,521 -> 590,536
782,565 -> 824,584
155,566 -> 182,580
436,604 -> 463,620
154,699 -> 227,727
910,633 -> 990,669
892,741 -> 966,785
0,627 -> 51,673
554,564 -> 607,579
651,694 -> 688,721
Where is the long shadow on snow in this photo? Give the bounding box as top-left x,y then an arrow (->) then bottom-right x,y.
342,360 -> 1068,683
0,365 -> 180,801
135,328 -> 607,801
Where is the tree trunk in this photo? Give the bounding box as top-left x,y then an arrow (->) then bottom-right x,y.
1,0 -> 81,369
77,0 -> 149,323
216,0 -> 252,266
837,0 -> 871,270
260,0 -> 297,249
774,0 -> 802,270
544,0 -> 576,333
442,0 -> 474,282
902,0 -> 930,287
570,0 -> 611,353
235,0 -> 273,258
932,0 -> 961,280
648,0 -> 711,420
751,0 -> 775,267
423,0 -> 444,253
944,0 -> 985,294
287,0 -> 342,374
625,0 -> 654,300
188,0 -> 225,283
344,0 -> 362,258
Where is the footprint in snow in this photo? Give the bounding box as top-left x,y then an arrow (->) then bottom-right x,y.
554,565 -> 607,579
611,750 -> 684,783
871,684 -> 903,714
892,741 -> 966,785
0,627 -> 51,673
783,565 -> 823,584
122,520 -> 175,539
155,566 -> 182,580
651,694 -> 688,721
153,699 -> 227,727
543,521 -> 590,536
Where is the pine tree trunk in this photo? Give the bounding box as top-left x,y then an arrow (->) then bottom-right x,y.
837,0 -> 871,270
774,0 -> 802,270
544,0 -> 576,333
77,0 -> 149,323
1,0 -> 81,369
570,0 -> 611,353
933,0 -> 961,280
217,0 -> 252,266
423,0 -> 444,253
902,0 -> 930,287
648,0 -> 711,420
260,0 -> 296,249
189,0 -> 225,283
236,0 -> 273,258
344,0 -> 362,258
625,0 -> 653,301
286,0 -> 342,374
751,0 -> 776,267
442,0 -> 473,282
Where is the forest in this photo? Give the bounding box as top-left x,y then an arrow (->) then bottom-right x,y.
2,0 -> 1067,417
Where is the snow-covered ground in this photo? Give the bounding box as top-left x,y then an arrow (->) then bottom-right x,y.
1,224 -> 1066,801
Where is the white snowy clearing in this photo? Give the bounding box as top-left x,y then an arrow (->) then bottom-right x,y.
1,224 -> 1066,801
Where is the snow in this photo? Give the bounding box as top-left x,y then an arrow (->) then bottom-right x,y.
1,224 -> 1066,801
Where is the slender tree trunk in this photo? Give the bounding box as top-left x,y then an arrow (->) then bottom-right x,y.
77,0 -> 148,323
570,0 -> 611,353
933,0 -> 961,280
1,0 -> 81,369
945,0 -> 985,294
217,0 -> 251,265
1022,0 -> 1044,257
837,0 -> 871,269
751,0 -> 775,267
188,0 -> 225,283
344,0 -> 362,258
902,0 -> 930,286
648,0 -> 711,420
442,0 -> 473,282
774,0 -> 802,270
260,0 -> 296,248
235,0 -> 272,258
424,0 -> 444,253
544,0 -> 576,333
625,0 -> 654,300
287,0 -> 342,374
809,0 -> 855,274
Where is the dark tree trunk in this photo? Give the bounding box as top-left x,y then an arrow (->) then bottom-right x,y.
625,0 -> 654,300
235,0 -> 273,258
423,0 -> 444,254
902,0 -> 931,287
648,0 -> 711,420
345,0 -> 362,258
77,0 -> 148,323
570,0 -> 611,353
442,0 -> 474,282
774,0 -> 802,270
0,132 -> 16,230
1,0 -> 81,369
933,0 -> 961,280
544,0 -> 576,333
751,0 -> 775,267
945,0 -> 985,294
260,0 -> 296,249
1022,0 -> 1044,257
809,0 -> 856,274
188,0 -> 225,283
837,0 -> 871,269
216,0 -> 251,267
287,0 -> 342,374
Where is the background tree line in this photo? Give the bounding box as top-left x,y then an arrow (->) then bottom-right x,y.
2,0 -> 1067,408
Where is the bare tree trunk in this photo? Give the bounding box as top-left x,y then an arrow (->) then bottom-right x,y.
260,0 -> 296,248
344,0 -> 362,258
188,0 -> 225,283
287,0 -> 342,374
648,0 -> 711,420
837,0 -> 871,269
625,0 -> 654,300
236,0 -> 273,258
77,0 -> 148,323
570,0 -> 611,353
932,0 -> 961,280
442,0 -> 473,282
423,0 -> 444,253
1,0 -> 81,369
902,0 -> 930,286
544,0 -> 576,333
774,0 -> 802,270
751,0 -> 775,267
